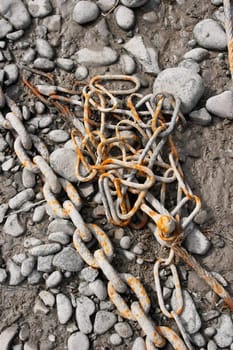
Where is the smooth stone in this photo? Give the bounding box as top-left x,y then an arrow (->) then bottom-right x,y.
191,332 -> 206,347
29,243 -> 61,256
9,189 -> 34,209
0,325 -> 18,350
4,64 -> 18,85
29,114 -> 53,128
153,67 -> 204,113
79,267 -> 99,282
0,19 -> 13,39
36,39 -> 54,59
171,289 -> 201,334
97,0 -> 116,12
12,253 -> 27,265
56,58 -> 74,71
189,107 -> 212,125
213,8 -> 225,28
48,130 -> 69,143
22,168 -> 36,188
78,281 -> 93,296
48,232 -> 71,245
75,47 -> 118,67
3,214 -> 25,237
183,221 -> 211,255
193,19 -> 227,50
110,333 -> 122,345
115,6 -> 135,30
32,205 -> 46,223
39,290 -> 55,307
204,327 -> 217,337
33,298 -> 49,315
132,337 -> 146,350
43,15 -> 61,32
124,36 -> 160,75
27,270 -> 42,285
7,30 -> 24,40
89,279 -> 107,300
7,259 -> 25,285
0,203 -> 8,223
0,0 -> 31,29
72,1 -> 99,24
120,54 -> 136,74
68,332 -> 90,350
178,59 -> 200,73
2,158 -> 15,171
206,91 -> 233,119
202,310 -> 220,322
46,271 -> 63,288
184,48 -> 209,62
211,0 -> 223,4
33,58 -> 55,71
56,293 -> 73,324
0,268 -> 7,283
120,236 -> 131,249
214,314 -> 233,348
120,0 -> 148,7
94,311 -> 117,334
52,247 -> 83,272
76,296 -> 95,334
22,48 -> 36,64
50,148 -> 77,182
27,0 -> 52,18
48,219 -> 75,235
114,322 -> 133,338
24,238 -> 42,248
75,66 -> 89,80
21,257 -> 35,277
19,324 -> 30,341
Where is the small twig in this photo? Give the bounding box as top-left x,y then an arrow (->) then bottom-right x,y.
4,200 -> 46,218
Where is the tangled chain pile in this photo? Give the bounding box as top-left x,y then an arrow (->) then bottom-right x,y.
3,73 -> 233,349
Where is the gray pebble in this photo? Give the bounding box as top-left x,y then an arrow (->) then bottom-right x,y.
110,333 -> 122,345
29,243 -> 61,257
184,48 -> 209,62
204,327 -> 217,338
19,324 -> 30,341
48,218 -> 75,235
153,67 -> 204,114
89,279 -> 107,300
121,0 -> 148,7
97,0 -> 116,12
6,30 -> 24,41
48,231 -> 71,245
79,267 -> 99,282
163,287 -> 172,300
0,325 -> 18,350
7,259 -> 25,285
36,39 -> 54,59
78,281 -> 93,296
56,293 -> 73,324
132,243 -> 143,255
120,236 -> 131,249
24,237 -> 42,248
114,322 -> 133,338
178,59 -> 200,73
29,115 -> 53,128
56,58 -> 74,71
53,247 -> 83,272
32,205 -> 46,223
12,253 -> 27,265
132,337 -> 146,350
193,19 -> 227,50
48,129 -> 69,143
35,101 -> 45,114
75,66 -> 89,80
191,332 -> 206,347
75,47 -> 118,66
0,0 -> 31,30
76,296 -> 95,334
120,54 -> 136,74
115,6 -> 135,31
9,189 -> 34,210
22,168 -> 36,188
27,0 -> 52,18
50,148 -> 77,182
4,214 -> 25,237
207,340 -> 217,350
0,19 -> 13,39
4,64 -> 18,85
43,15 -> 61,32
0,268 -> 7,283
214,314 -> 233,348
33,298 -> 49,315
2,158 -> 15,171
21,257 -> 35,277
100,300 -> 115,311
211,0 -> 223,5
73,1 -> 99,25
27,270 -> 42,285
39,290 -> 55,307
94,311 -> 117,334
0,203 -> 8,223
189,107 -> 212,126
68,332 -> 90,350
46,270 -> 63,288
206,91 -> 233,119
33,58 -> 55,71
183,221 -> 211,255
22,48 -> 36,64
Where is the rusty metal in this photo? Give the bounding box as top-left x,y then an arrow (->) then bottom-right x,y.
224,0 -> 233,78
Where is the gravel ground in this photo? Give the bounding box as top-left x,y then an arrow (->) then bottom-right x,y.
1,0 -> 233,349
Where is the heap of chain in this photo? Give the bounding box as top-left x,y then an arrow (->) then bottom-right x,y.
2,74 -> 233,350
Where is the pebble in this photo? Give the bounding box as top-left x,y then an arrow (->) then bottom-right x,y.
24,237 -> 42,248
27,270 -> 42,285
0,203 -> 8,223
0,19 -> 13,39
0,134 -> 7,151
4,63 -> 19,86
178,59 -> 200,73
214,314 -> 233,348
29,114 -> 53,128
75,66 -> 89,80
204,327 -> 217,337
89,279 -> 107,300
39,290 -> 55,307
153,67 -> 204,113
0,325 -> 18,350
2,158 -> 15,171
9,189 -> 34,210
124,36 -> 160,75
114,322 -> 133,338
115,6 -> 135,30
120,236 -> 131,249
68,332 -> 90,350
48,218 -> 75,235
132,337 -> 146,350
32,205 -> 46,223
29,243 -> 61,257
0,268 -> 7,283
94,311 -> 117,334
121,0 -> 149,7
7,259 -> 25,285
7,30 -> 24,41
97,0 -> 116,12
34,298 -> 49,315
48,129 -> 69,143
36,39 -> 54,59
206,91 -> 233,119
183,221 -> 211,255
184,47 -> 209,62
171,289 -> 201,334
56,58 -> 74,71
21,257 -> 35,277
110,333 -> 122,345
56,293 -> 73,324
22,168 -> 36,188
211,0 -> 223,5
76,296 -> 95,334
0,0 -> 31,30
120,54 -> 136,74
75,47 -> 118,66
48,232 -> 71,245
50,148 -> 77,182
191,332 -> 206,347
22,48 -> 36,64
53,247 -> 83,272
43,15 -> 61,32
72,1 -> 99,25
33,58 -> 55,71
100,300 -> 115,311
46,271 -> 63,288
207,340 -> 217,350
79,267 -> 99,282
12,253 -> 27,265
189,107 -> 212,126
132,243 -> 144,255
19,324 -> 30,342
193,19 -> 227,50
27,0 -> 52,18
78,281 -> 93,296
3,214 -> 25,237
213,8 -> 225,28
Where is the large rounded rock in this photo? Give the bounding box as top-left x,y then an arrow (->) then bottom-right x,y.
120,0 -> 148,7
115,6 -> 135,30
0,0 -> 31,29
50,148 -> 77,182
206,91 -> 233,119
73,1 -> 99,24
193,19 -> 227,50
153,67 -> 204,113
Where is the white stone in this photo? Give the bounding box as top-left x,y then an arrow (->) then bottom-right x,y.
72,1 -> 99,24
214,314 -> 233,348
56,293 -> 73,324
68,332 -> 90,350
0,325 -> 18,350
193,19 -> 227,50
115,6 -> 135,30
120,0 -> 148,8
75,47 -> 118,67
27,0 -> 52,18
206,91 -> 233,119
0,0 -> 31,29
